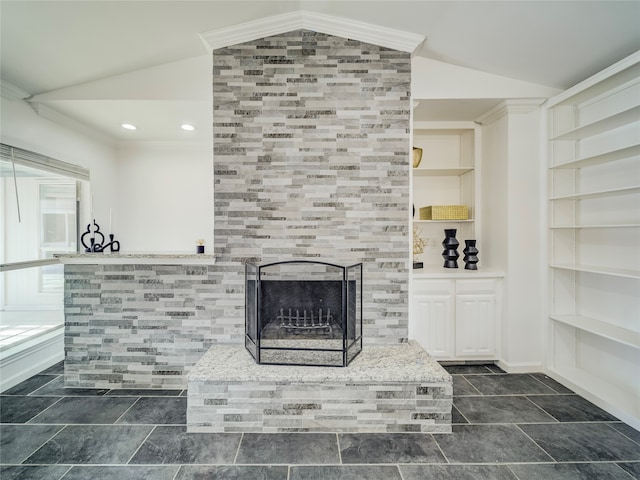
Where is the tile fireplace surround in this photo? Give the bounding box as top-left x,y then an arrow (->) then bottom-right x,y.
60,30 -> 453,433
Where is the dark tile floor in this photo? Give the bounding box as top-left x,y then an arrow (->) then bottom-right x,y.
1,362 -> 639,479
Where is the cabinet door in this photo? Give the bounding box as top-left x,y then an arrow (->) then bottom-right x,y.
455,294 -> 496,357
412,292 -> 454,358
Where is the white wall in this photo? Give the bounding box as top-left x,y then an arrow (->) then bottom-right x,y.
1,98 -> 213,253
412,57 -> 560,100
0,98 -> 119,231
115,142 -> 213,252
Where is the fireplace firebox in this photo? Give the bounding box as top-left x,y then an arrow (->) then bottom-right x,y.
245,260 -> 363,367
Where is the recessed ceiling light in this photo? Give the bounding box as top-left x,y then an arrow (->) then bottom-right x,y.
121,123 -> 137,130
181,123 -> 196,131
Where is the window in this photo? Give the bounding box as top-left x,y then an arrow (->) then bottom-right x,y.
39,182 -> 77,292
0,144 -> 89,350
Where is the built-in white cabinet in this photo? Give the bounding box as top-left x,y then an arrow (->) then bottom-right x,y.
412,125 -> 479,267
412,279 -> 455,358
545,51 -> 640,427
411,275 -> 502,360
455,279 -> 497,357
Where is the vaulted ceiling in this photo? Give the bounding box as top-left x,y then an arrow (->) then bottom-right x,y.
1,1 -> 639,143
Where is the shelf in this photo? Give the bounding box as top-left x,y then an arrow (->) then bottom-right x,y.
550,264 -> 640,279
545,51 -> 640,433
551,315 -> 639,349
413,167 -> 473,177
550,105 -> 640,141
547,54 -> 640,108
550,144 -> 640,170
550,224 -> 640,229
549,185 -> 640,201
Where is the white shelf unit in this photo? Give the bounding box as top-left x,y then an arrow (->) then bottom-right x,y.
412,125 -> 479,268
545,51 -> 640,428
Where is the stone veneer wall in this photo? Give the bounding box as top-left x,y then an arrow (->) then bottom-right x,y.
212,30 -> 411,344
65,264 -> 215,389
64,30 -> 411,389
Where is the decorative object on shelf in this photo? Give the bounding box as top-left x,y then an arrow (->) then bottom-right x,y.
442,228 -> 459,268
420,205 -> 469,220
80,220 -> 120,253
412,147 -> 423,168
106,234 -> 120,253
412,224 -> 427,269
463,239 -> 479,270
196,238 -> 206,254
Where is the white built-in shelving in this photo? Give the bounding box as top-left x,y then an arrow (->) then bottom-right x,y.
549,314 -> 640,349
550,105 -> 640,141
411,124 -> 479,268
410,122 -> 502,362
545,50 -> 640,428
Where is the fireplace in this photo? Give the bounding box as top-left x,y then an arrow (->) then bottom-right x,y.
245,260 -> 362,367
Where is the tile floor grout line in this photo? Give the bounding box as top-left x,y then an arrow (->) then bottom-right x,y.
430,432 -> 451,465
55,465 -> 73,480
513,423 -> 558,463
26,373 -> 62,396
451,403 -> 472,425
171,464 -> 182,480
112,396 -> 142,424
454,393 -> 578,398
527,373 -> 565,394
506,463 -> 525,480
603,423 -> 640,448
19,423 -> 69,464
522,395 -> 562,423
124,424 -> 157,465
233,432 -> 244,464
23,395 -> 65,424
458,375 -> 483,395
395,464 -> 405,480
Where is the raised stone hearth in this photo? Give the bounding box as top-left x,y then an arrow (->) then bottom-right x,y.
187,341 -> 452,433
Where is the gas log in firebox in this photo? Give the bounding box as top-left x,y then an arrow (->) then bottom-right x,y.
245,260 -> 363,366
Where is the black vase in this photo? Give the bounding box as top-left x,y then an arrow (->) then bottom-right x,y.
442,229 -> 459,268
463,239 -> 479,270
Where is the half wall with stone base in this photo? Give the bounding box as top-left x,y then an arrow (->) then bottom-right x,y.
187,341 -> 452,433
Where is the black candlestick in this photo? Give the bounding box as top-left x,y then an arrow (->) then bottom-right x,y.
81,220 -> 105,252
80,220 -> 120,252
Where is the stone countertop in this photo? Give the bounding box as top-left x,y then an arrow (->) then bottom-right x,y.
188,340 -> 451,384
413,266 -> 504,279
55,252 -> 216,265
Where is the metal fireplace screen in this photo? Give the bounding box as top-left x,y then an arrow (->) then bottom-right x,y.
245,260 -> 363,367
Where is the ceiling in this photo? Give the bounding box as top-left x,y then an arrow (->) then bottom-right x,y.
1,0 -> 639,143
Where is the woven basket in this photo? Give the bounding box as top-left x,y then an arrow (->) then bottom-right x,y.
420,205 -> 469,220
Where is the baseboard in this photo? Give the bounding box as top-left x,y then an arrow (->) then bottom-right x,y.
495,359 -> 543,373
545,367 -> 640,431
0,329 -> 64,392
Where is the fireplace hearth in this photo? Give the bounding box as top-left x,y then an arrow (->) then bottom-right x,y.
245,260 -> 362,367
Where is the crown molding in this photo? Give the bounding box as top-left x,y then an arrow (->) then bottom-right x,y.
475,99 -> 545,125
200,10 -> 425,54
29,102 -> 116,146
1,80 -> 31,100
